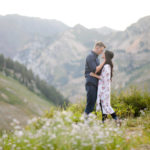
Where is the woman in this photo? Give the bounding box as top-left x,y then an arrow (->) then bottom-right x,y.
90,50 -> 119,124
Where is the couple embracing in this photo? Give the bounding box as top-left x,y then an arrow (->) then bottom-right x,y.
84,41 -> 120,124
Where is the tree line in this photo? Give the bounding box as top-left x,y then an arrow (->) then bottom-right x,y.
0,54 -> 69,106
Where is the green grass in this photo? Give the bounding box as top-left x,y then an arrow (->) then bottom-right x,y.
0,72 -> 53,130
1,107 -> 150,150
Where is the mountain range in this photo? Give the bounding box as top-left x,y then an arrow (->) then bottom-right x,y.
0,14 -> 150,102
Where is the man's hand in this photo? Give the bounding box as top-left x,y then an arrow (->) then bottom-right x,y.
90,72 -> 101,79
90,72 -> 94,76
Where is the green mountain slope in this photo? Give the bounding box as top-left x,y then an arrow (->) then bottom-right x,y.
0,72 -> 52,130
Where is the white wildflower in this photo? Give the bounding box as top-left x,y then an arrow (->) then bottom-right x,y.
14,130 -> 23,137
12,118 -> 20,124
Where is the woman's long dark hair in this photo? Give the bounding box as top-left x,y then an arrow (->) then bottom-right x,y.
99,50 -> 114,80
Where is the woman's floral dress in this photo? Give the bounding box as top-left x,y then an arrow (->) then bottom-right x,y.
96,64 -> 115,114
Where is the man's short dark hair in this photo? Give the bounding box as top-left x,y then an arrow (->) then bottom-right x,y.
94,41 -> 106,48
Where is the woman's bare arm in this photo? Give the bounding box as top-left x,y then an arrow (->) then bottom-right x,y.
90,72 -> 101,79
95,60 -> 105,74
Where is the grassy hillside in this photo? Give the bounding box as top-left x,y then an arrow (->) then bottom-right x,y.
0,72 -> 53,130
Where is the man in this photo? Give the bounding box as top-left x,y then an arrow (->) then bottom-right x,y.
84,41 -> 106,120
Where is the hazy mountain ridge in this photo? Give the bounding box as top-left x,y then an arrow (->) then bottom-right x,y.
0,14 -> 150,102
0,14 -> 69,57
92,26 -> 116,35
107,16 -> 150,53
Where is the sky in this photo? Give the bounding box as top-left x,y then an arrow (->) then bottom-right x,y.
0,0 -> 150,30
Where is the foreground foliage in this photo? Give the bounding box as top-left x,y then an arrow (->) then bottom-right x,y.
0,87 -> 150,150
1,109 -> 150,150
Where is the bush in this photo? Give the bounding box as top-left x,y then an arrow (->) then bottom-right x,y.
113,87 -> 150,117
66,87 -> 150,119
